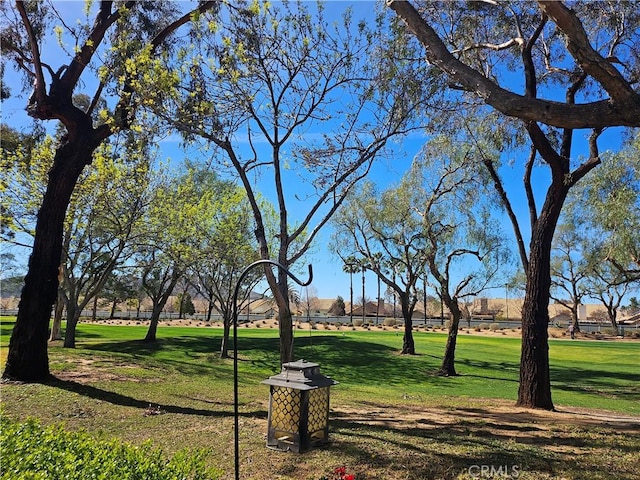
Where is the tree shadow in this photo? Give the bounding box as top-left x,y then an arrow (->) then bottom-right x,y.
327,406 -> 639,479
550,363 -> 640,401
44,376 -> 266,419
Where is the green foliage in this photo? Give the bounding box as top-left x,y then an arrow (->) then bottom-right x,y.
0,414 -> 221,480
175,292 -> 196,316
328,296 -> 346,316
572,133 -> 640,279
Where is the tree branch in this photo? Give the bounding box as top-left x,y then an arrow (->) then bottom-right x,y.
386,0 -> 640,128
16,1 -> 47,109
537,1 -> 639,105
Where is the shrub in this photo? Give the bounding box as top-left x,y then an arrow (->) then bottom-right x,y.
489,323 -> 501,331
478,323 -> 490,330
383,318 -> 396,326
0,415 -> 221,480
353,318 -> 365,327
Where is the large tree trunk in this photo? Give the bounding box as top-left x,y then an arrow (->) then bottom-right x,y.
517,186 -> 567,410
438,300 -> 462,376
3,140 -> 94,381
261,262 -> 295,366
570,304 -> 580,333
145,303 -> 165,343
207,300 -> 214,322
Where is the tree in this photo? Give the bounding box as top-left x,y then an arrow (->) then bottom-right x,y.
58,136 -> 151,347
328,296 -> 346,317
138,249 -> 182,341
574,134 -> 640,282
416,137 -> 510,376
1,0 -> 217,381
332,180 -> 423,354
151,1 -> 432,365
2,126 -> 149,343
341,257 -> 360,325
301,286 -> 319,322
135,165 -> 212,343
388,0 -> 640,409
550,223 -> 590,332
586,263 -> 630,331
560,134 -> 640,330
174,292 -> 195,318
185,167 -> 261,358
333,134 -> 509,362
102,272 -> 137,319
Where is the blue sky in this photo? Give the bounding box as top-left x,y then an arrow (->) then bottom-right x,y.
1,1 -> 632,304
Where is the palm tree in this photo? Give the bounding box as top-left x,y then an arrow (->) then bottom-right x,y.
342,256 -> 359,324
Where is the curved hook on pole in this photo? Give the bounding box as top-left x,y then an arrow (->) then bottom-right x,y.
232,260 -> 313,480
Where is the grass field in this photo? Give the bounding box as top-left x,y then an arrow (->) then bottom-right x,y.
1,317 -> 639,479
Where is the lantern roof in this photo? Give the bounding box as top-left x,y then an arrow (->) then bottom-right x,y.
261,360 -> 338,390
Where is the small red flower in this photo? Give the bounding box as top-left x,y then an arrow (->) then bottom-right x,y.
343,475 -> 355,480
334,466 -> 347,476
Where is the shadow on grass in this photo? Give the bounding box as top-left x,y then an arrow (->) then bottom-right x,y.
455,358 -> 520,383
81,334 -> 437,387
71,333 -> 639,408
327,408 -> 638,479
0,321 -> 16,338
551,364 -> 640,400
44,376 -> 266,420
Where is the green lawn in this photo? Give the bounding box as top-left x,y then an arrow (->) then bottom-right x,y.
1,317 -> 639,479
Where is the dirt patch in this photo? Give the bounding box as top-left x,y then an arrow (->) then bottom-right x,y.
332,399 -> 640,437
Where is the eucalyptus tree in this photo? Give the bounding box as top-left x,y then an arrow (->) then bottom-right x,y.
574,134 -> 640,283
332,134 -> 509,364
417,137 -> 510,376
1,1 -> 217,381
332,181 -> 422,354
388,0 -> 640,409
151,1 -> 434,364
563,135 -> 640,329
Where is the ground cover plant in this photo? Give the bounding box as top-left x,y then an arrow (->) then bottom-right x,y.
0,415 -> 221,480
1,317 -> 639,479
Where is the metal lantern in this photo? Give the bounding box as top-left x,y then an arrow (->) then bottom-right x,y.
262,360 -> 338,453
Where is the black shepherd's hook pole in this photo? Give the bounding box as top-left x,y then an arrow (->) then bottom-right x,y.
232,260 -> 313,480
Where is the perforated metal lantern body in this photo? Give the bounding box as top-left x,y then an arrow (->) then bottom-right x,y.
261,360 -> 337,453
